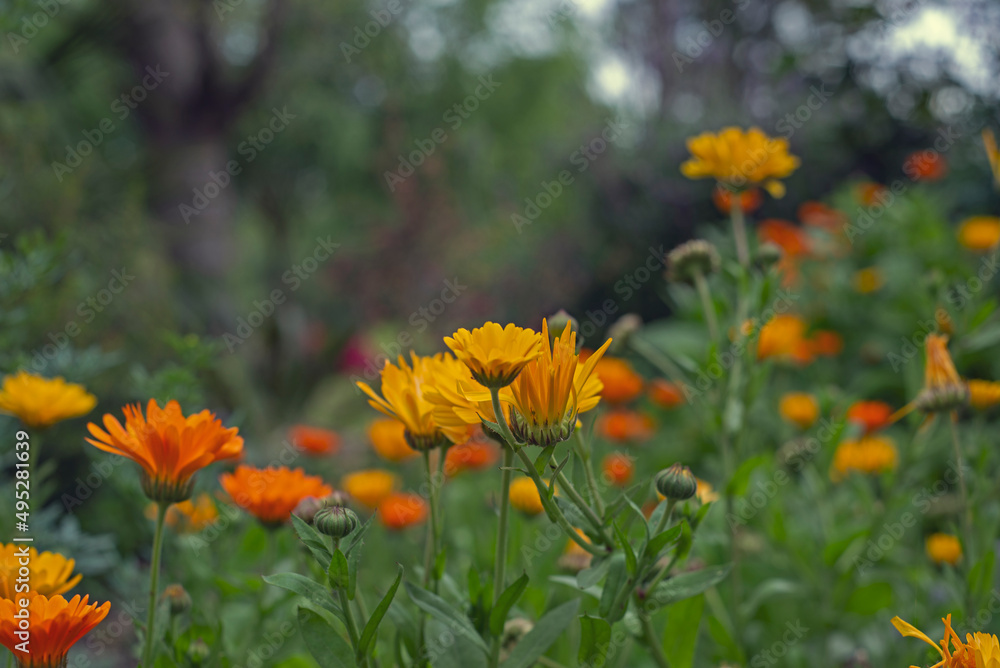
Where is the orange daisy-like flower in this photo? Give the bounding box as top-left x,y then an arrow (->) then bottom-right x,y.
596,409 -> 655,443
593,357 -> 644,405
289,424 -> 340,456
778,392 -> 819,430
509,477 -> 545,516
445,435 -> 499,476
0,594 -> 110,668
846,400 -> 893,434
648,379 -> 684,409
0,372 -> 97,429
830,435 -> 897,482
957,216 -> 1000,252
926,533 -> 962,566
601,453 -> 634,487
681,127 -> 800,197
809,330 -> 843,357
856,182 -> 888,207
341,469 -> 399,510
798,201 -> 846,233
712,186 -> 762,215
86,400 -> 243,504
0,545 -> 81,600
378,493 -> 428,530
968,380 -> 1000,410
757,219 -> 810,257
221,465 -> 333,526
145,493 -> 219,534
368,418 -> 418,462
443,322 -> 543,389
905,149 -> 947,181
893,614 -> 1000,668
756,314 -> 811,364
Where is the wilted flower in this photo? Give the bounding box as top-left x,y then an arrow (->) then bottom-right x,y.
0,372 -> 96,429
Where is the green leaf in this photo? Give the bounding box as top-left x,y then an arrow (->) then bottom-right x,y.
846,582 -> 893,615
500,599 -> 580,668
578,614 -> 612,666
291,515 -> 332,569
663,594 -> 704,668
739,579 -> 799,619
489,573 -> 529,636
263,573 -> 342,620
404,582 -> 489,655
347,544 -> 361,600
297,606 -> 357,668
599,554 -> 628,621
613,521 -> 637,575
328,548 -> 350,591
645,525 -> 683,560
577,557 -> 610,590
725,455 -> 769,497
358,565 -> 403,656
344,512 -> 375,556
647,564 -> 731,606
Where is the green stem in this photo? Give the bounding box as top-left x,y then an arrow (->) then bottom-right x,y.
333,538 -> 366,667
628,336 -> 687,388
142,503 -> 168,667
553,469 -> 613,545
421,451 -> 441,590
638,607 -> 671,668
730,193 -> 750,268
692,268 -> 720,343
489,446 -> 514,668
574,432 -> 605,516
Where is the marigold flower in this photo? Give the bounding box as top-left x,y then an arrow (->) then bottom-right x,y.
378,492 -> 428,530
444,435 -> 499,476
758,219 -> 810,257
798,202 -> 846,232
905,149 -> 947,181
830,435 -> 897,481
648,379 -> 684,409
145,493 -> 219,534
681,127 -> 799,197
957,216 -> 1000,252
856,182 -> 887,207
853,267 -> 883,294
756,315 -> 810,363
601,452 -> 633,487
87,400 -> 243,504
0,594 -> 110,668
968,380 -> 1000,410
593,357 -> 644,405
367,418 -> 418,462
357,353 -> 470,449
809,330 -> 843,357
0,372 -> 96,429
712,185 -> 763,214
892,613 -> 1000,668
695,478 -> 719,504
596,409 -> 655,443
558,529 -> 593,571
341,469 -> 399,510
509,477 -> 545,516
0,545 -> 81,600
221,465 -> 333,525
289,424 -> 340,456
444,322 -> 543,389
778,392 -> 819,429
501,320 -> 612,447
846,400 -> 893,434
926,533 -> 962,565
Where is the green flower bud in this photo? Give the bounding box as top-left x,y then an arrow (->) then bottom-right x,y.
655,463 -> 697,501
666,240 -> 720,284
188,639 -> 211,664
607,314 -> 642,355
292,496 -> 325,524
162,583 -> 192,616
314,506 -> 360,539
755,241 -> 783,267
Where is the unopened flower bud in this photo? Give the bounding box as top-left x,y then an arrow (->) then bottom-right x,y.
655,463 -> 698,501
292,496 -> 325,524
162,584 -> 192,616
188,639 -> 211,664
546,310 -> 578,340
666,240 -> 720,283
607,314 -> 642,354
755,241 -> 783,267
321,491 -> 351,509
314,506 -> 360,539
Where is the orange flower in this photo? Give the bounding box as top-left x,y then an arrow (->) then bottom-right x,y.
368,418 -> 417,462
756,315 -> 811,363
596,409 -> 654,443
853,268 -> 883,294
856,182 -> 887,207
289,425 -> 340,456
798,202 -> 845,232
593,357 -> 644,405
0,545 -> 81,600
926,533 -> 962,565
712,186 -> 762,214
221,465 -> 333,525
601,453 -> 633,487
558,528 -> 593,571
905,149 -> 947,181
146,493 -> 219,533
0,594 -> 110,667
509,477 -> 545,516
445,434 -> 499,476
648,379 -> 684,409
378,493 -> 428,530
846,401 -> 893,434
893,614 -> 1000,668
778,393 -> 819,429
342,469 -> 399,510
957,216 -> 1000,252
757,219 -> 810,257
968,380 -> 1000,410
809,330 -> 843,357
87,400 -> 243,504
830,435 -> 897,481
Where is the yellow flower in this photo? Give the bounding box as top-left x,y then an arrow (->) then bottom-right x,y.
146,493 -> 219,534
968,380 -> 1000,410
503,320 -> 612,447
756,314 -> 812,364
357,353 -> 470,449
444,322 -> 543,388
853,267 -> 883,294
958,216 -> 1000,252
830,435 -> 897,482
984,128 -> 1000,186
778,392 -> 819,429
0,544 -> 82,600
0,371 -> 96,428
342,469 -> 399,510
695,478 -> 719,504
509,477 -> 545,516
926,533 -> 962,565
367,418 -> 418,462
893,614 -> 1000,667
681,127 -> 800,197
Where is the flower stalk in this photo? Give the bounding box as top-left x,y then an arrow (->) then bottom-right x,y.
142,503 -> 168,668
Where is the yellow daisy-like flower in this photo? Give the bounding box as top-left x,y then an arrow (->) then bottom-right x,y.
0,371 -> 96,429
830,435 -> 897,482
357,353 -> 470,450
424,352 -> 502,433
926,533 -> 962,565
509,477 -> 545,516
367,418 -> 418,462
893,614 -> 1000,668
957,216 -> 1000,252
444,322 -> 543,389
778,392 -> 819,429
145,493 -> 219,534
968,380 -> 1000,410
681,127 -> 800,198
0,544 -> 82,600
342,469 -> 399,510
502,320 -> 611,447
